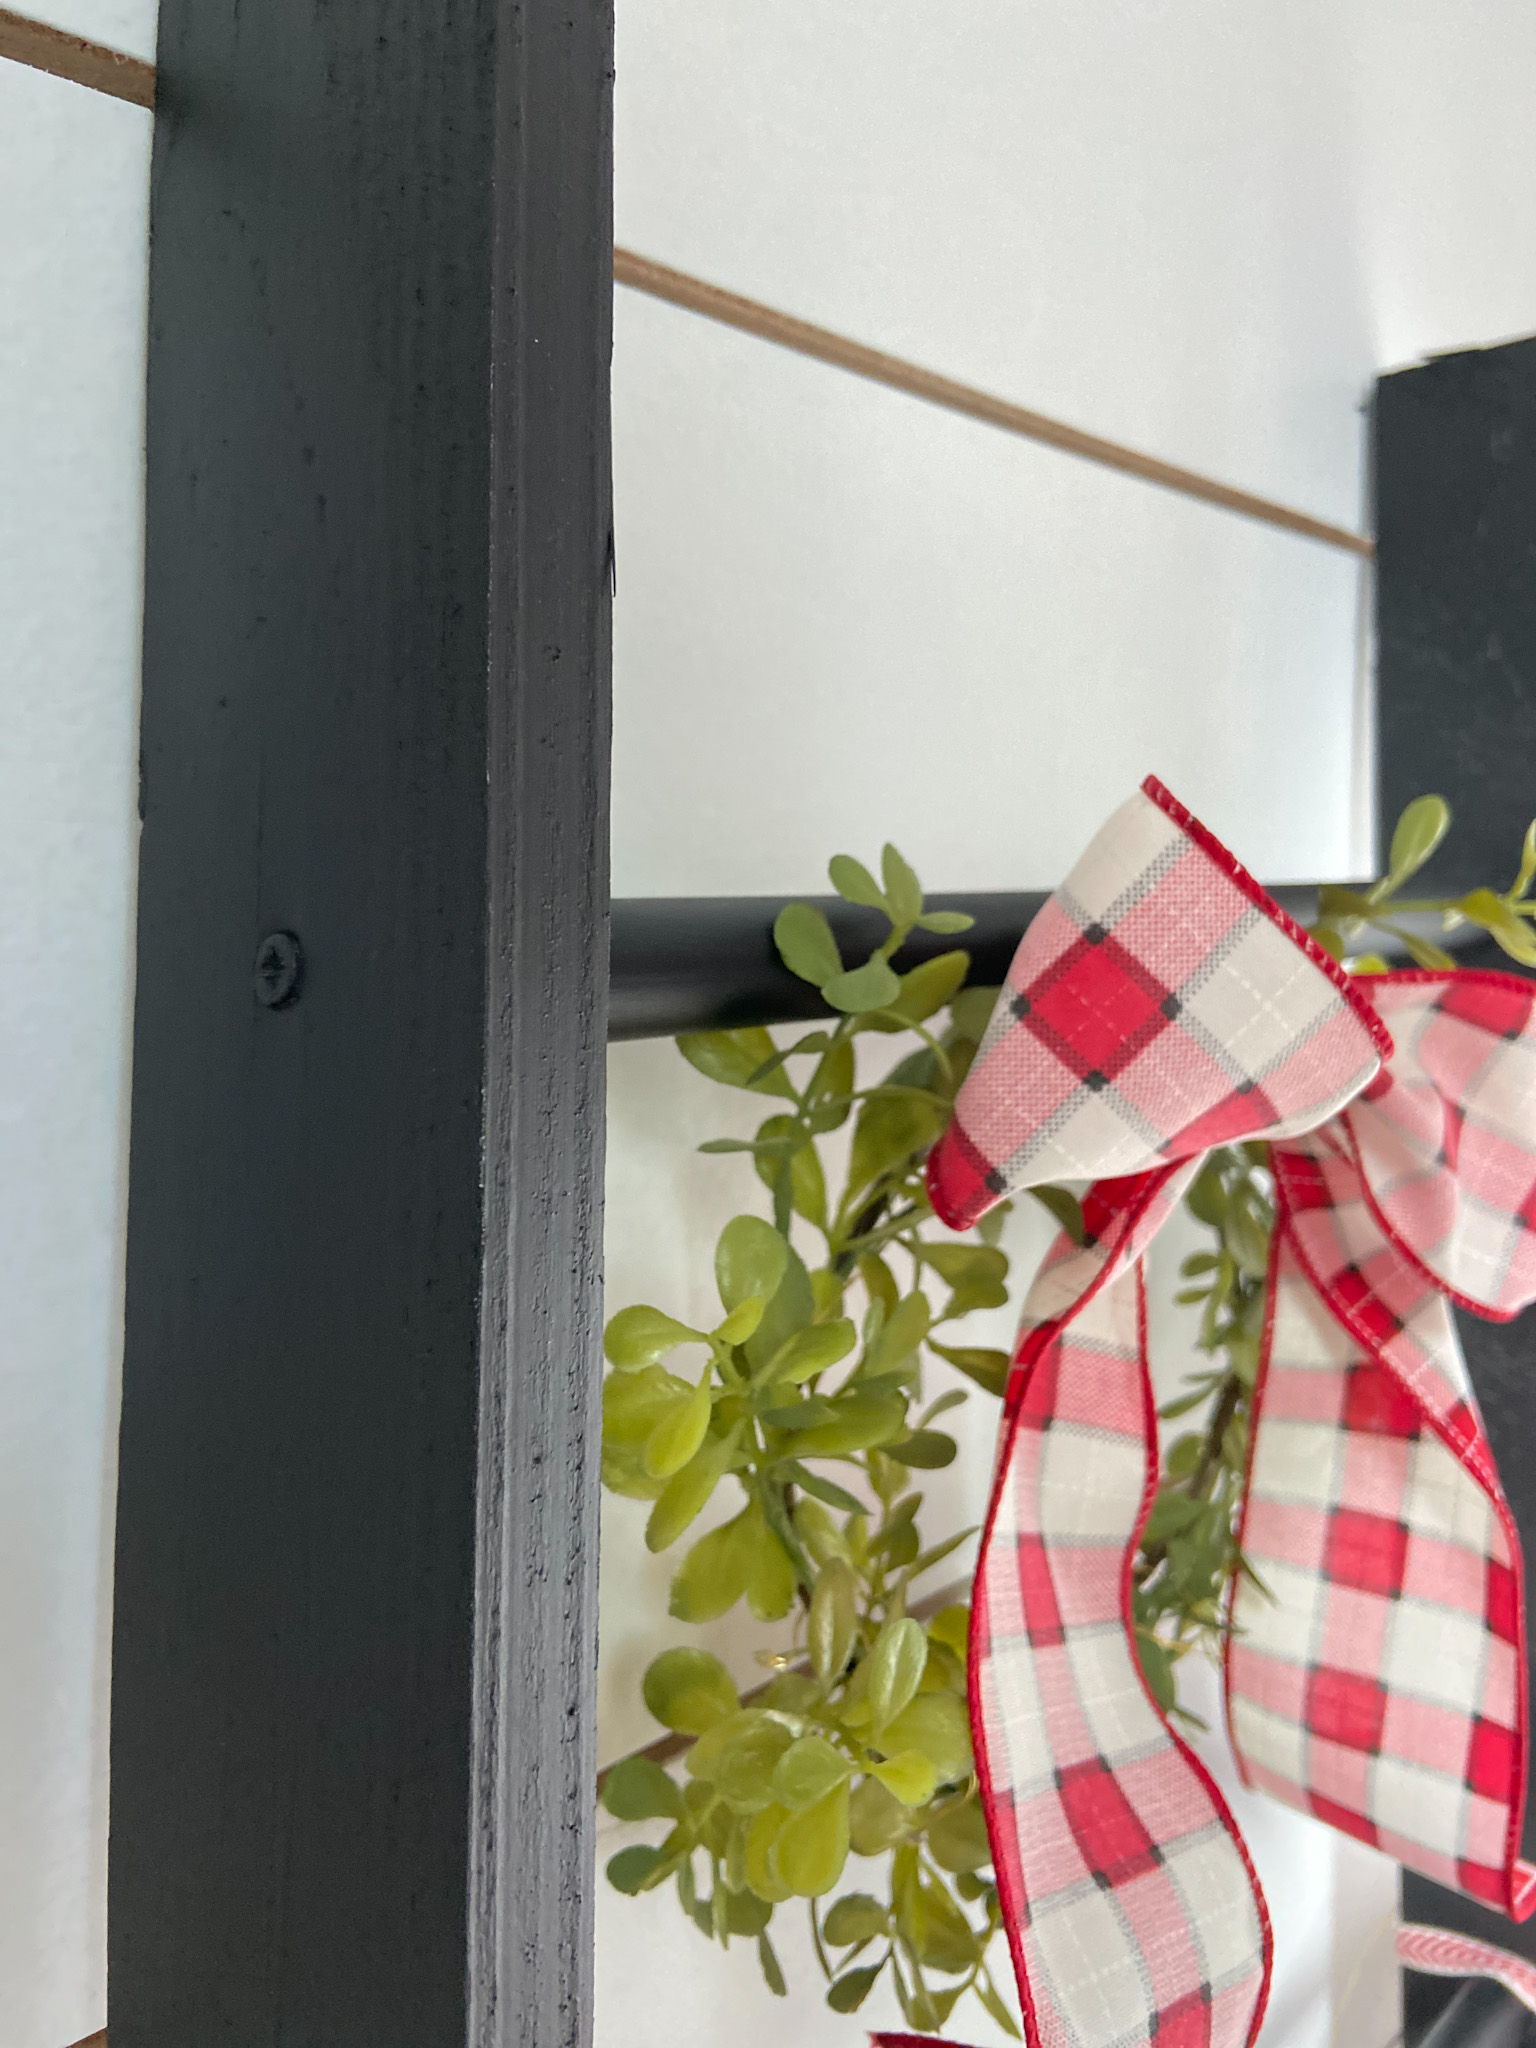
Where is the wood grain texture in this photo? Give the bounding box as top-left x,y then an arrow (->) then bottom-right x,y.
1376,337 -> 1536,893
111,1 -> 611,2043
470,3 -> 614,2045
0,5 -> 154,106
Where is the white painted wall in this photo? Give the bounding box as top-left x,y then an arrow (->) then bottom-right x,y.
5,1 -> 1536,2043
0,13 -> 153,2041
609,0 -> 1536,901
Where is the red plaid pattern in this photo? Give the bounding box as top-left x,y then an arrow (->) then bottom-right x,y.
1228,1228 -> 1527,1909
975,1261 -> 1269,2048
929,780 -> 1386,1233
1351,974 -> 1536,1318
1397,1923 -> 1536,2015
931,781 -> 1536,2048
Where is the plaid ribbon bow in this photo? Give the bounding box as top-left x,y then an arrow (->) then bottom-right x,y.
922,777 -> 1536,2048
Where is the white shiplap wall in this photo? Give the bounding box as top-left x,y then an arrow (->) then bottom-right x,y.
5,2 -> 1536,2044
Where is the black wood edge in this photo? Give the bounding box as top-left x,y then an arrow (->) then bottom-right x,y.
111,3 -> 612,2044
1376,334 -> 1536,2047
470,6 -> 613,2046
608,887 -> 1320,1041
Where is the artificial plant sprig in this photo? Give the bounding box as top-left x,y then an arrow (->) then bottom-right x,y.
599,843 -> 1063,2034
1311,792 -> 1536,971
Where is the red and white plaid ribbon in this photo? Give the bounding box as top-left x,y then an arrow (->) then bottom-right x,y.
924,777 -> 1536,2048
1397,1923 -> 1536,2015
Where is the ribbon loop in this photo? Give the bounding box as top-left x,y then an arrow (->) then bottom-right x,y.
930,780 -> 1536,2048
929,779 -> 1387,1234
1348,974 -> 1536,1318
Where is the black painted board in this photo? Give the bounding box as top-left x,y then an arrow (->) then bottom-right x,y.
111,4 -> 612,2045
1376,338 -> 1536,2042
1376,334 -> 1536,894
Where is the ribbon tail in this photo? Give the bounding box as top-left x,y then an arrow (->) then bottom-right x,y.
869,2037 -> 990,2048
972,1255 -> 1271,2048
1398,1924 -> 1536,2018
870,2036 -> 989,2048
1228,1152 -> 1533,1921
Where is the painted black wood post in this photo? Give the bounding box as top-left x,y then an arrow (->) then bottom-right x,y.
110,3 -> 613,2044
1375,334 -> 1536,2045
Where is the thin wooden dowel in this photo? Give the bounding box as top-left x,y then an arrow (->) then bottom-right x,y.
66,2033 -> 106,2047
614,247 -> 1374,559
0,6 -> 153,108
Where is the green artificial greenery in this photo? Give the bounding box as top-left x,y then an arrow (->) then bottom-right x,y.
598,797 -> 1534,2034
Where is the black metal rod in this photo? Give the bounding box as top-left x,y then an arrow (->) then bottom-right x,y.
608,887 -> 1319,1041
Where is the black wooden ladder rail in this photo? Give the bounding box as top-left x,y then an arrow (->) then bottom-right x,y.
112,3 -> 612,2045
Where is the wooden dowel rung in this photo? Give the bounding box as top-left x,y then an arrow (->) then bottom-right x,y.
614,247 -> 1373,559
0,6 -> 153,107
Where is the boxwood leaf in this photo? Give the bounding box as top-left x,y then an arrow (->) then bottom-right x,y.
752,1115 -> 828,1228
823,1892 -> 890,1946
764,1316 -> 857,1385
606,1845 -> 669,1895
827,1962 -> 884,2013
887,950 -> 970,1025
881,843 -> 923,925
880,1691 -> 972,1781
742,1246 -> 815,1374
1383,793 -> 1451,894
823,957 -> 902,1014
601,1755 -> 685,1823
643,1376 -> 712,1479
828,854 -> 887,910
677,1026 -> 798,1099
604,1304 -> 703,1369
869,1749 -> 938,1807
926,1795 -> 993,1874
772,1735 -> 851,1813
716,1214 -> 790,1313
774,902 -> 843,986
643,1646 -> 738,1735
644,1429 -> 734,1551
808,1556 -> 859,1686
887,1429 -> 957,1469
668,1508 -> 753,1623
758,1931 -> 788,1996
744,1803 -> 794,1903
868,1617 -> 927,1738
769,1781 -> 850,1896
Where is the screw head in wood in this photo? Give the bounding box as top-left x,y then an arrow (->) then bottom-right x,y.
253,931 -> 303,1008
